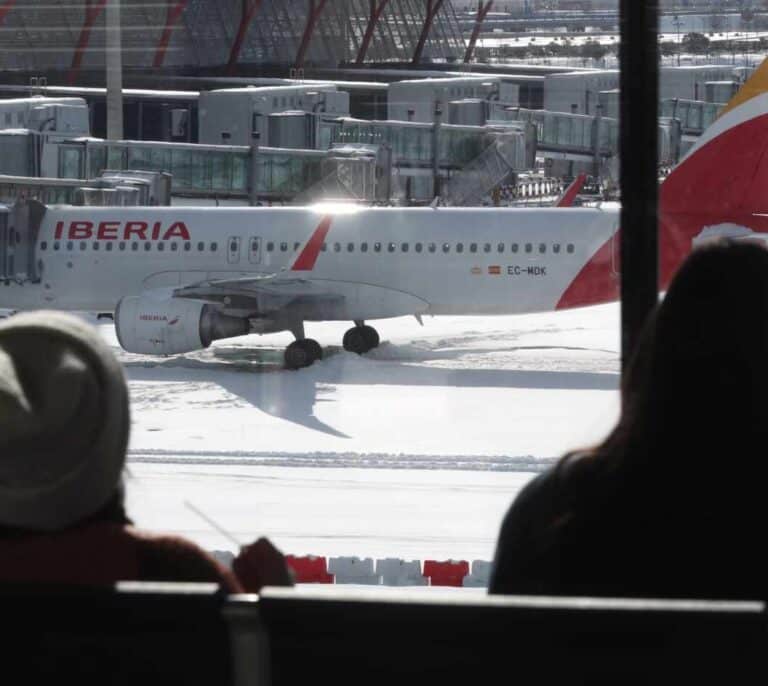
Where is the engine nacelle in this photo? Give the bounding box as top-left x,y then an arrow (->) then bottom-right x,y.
115,296 -> 249,355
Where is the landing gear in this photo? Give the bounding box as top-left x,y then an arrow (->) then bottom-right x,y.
284,338 -> 323,370
343,323 -> 380,355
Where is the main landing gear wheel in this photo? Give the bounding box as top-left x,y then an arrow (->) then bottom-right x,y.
343,325 -> 380,355
284,339 -> 323,370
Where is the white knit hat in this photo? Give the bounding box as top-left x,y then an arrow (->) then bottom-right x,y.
0,311 -> 129,531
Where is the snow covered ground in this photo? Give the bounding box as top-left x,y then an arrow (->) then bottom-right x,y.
101,303 -> 621,566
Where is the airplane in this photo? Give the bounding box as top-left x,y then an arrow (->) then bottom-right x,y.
1,59 -> 768,370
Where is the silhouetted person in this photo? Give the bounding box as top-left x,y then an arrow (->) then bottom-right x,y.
489,240 -> 768,599
0,311 -> 292,592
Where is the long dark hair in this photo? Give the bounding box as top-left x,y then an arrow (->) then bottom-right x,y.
566,239 -> 768,497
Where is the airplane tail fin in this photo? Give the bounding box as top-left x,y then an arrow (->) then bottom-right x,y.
555,173 -> 587,208
660,58 -> 768,286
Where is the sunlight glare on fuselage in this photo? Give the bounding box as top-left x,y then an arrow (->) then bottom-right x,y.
310,201 -> 365,215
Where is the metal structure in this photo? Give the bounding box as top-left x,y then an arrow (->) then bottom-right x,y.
0,1 -> 467,80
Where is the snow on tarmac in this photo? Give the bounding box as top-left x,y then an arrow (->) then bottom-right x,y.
96,303 -> 621,563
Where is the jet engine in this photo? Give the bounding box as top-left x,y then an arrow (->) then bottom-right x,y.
114,295 -> 249,355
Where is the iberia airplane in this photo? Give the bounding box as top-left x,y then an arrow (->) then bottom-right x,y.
1,61 -> 767,368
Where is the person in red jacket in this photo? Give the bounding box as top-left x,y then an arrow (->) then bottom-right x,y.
0,310 -> 292,593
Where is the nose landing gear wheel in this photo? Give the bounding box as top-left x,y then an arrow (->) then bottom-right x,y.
284,338 -> 323,370
343,325 -> 380,355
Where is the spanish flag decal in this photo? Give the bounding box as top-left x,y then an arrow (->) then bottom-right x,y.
488,265 -> 501,275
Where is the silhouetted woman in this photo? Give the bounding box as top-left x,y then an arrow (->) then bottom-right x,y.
489,240 -> 768,599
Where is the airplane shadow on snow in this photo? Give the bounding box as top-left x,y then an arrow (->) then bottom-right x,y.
121,342 -> 618,438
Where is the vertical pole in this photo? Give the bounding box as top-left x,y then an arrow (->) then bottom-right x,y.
619,1 -> 659,370
432,99 -> 442,200
106,0 -> 124,143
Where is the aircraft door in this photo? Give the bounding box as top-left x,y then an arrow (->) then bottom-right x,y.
248,236 -> 262,265
227,236 -> 241,264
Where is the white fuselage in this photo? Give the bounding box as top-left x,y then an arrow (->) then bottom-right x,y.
0,204 -> 619,320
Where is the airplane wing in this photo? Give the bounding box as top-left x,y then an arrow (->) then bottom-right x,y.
173,273 -> 344,317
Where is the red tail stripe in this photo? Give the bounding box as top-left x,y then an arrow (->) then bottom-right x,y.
292,216 -> 333,271
556,173 -> 587,208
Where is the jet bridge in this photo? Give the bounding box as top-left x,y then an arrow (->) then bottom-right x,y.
0,199 -> 45,284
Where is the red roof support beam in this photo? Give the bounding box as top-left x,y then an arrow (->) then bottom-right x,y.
464,0 -> 494,63
355,0 -> 391,65
153,0 -> 188,68
412,0 -> 446,65
294,0 -> 329,70
226,0 -> 263,75
68,0 -> 107,86
0,0 -> 16,25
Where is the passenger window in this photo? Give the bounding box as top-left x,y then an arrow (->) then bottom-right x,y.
388,242 -> 396,253
456,243 -> 464,253
267,242 -> 274,252
67,241 -> 73,251
442,243 -> 450,253
93,242 -> 99,251
484,243 -> 491,253
159,242 -> 167,252
334,242 -> 341,252
145,242 -> 151,251
171,242 -> 178,251
119,242 -> 126,251
553,244 -> 561,254
361,242 -> 368,253
539,243 -> 546,254
525,243 -> 533,253
197,242 -> 204,251
374,242 -> 382,252
132,242 -> 139,251
428,243 -> 436,253
497,243 -> 505,253
321,242 -> 327,251
106,242 -> 113,252
511,243 -> 519,253
401,243 -> 409,252
80,242 -> 87,251
211,242 -> 218,252
40,241 -> 47,251
294,242 -> 300,251
347,243 -> 355,252
184,242 -> 191,251
281,242 -> 288,252
415,243 -> 423,253
470,243 -> 477,253
567,243 -> 575,253
53,242 -> 60,251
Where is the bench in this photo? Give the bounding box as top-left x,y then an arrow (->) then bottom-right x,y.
258,586 -> 767,685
